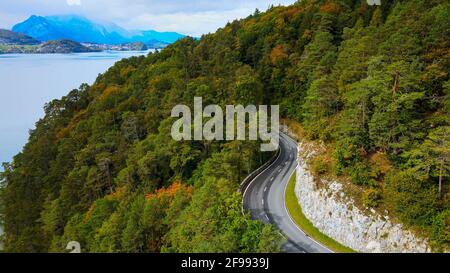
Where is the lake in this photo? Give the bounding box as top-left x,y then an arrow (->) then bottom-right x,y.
0,51 -> 151,169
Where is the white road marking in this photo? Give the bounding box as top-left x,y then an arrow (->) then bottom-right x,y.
265,215 -> 270,221
241,141 -> 282,208
278,168 -> 282,173
243,133 -> 334,253
264,186 -> 267,192
262,199 -> 264,205
282,169 -> 334,253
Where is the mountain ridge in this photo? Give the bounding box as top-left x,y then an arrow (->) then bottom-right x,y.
12,15 -> 185,45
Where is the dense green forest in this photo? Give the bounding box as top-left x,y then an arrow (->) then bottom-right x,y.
1,0 -> 449,252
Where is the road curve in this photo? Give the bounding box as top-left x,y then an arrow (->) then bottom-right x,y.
243,132 -> 332,253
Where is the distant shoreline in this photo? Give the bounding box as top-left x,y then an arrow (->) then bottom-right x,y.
0,40 -> 158,55
0,49 -> 153,55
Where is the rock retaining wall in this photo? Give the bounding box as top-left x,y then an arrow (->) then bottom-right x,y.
295,141 -> 431,253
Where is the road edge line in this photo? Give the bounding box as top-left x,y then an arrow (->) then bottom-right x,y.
241,145 -> 283,215
283,166 -> 335,253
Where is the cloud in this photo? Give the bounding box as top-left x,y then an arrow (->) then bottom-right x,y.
128,9 -> 258,37
0,0 -> 297,36
96,0 -> 297,36
66,0 -> 81,6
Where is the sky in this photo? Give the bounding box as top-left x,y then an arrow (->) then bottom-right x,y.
0,0 -> 297,37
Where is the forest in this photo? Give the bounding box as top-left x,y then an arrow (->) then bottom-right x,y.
0,0 -> 449,252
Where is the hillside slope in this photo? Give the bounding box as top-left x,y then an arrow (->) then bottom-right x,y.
1,0 -> 449,252
0,29 -> 40,45
37,40 -> 98,53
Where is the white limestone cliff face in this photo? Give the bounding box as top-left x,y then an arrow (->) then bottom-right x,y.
294,141 -> 431,253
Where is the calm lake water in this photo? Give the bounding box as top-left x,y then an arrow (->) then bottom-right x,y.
0,51 -> 150,169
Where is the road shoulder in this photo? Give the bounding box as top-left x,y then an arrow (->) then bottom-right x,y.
285,170 -> 356,253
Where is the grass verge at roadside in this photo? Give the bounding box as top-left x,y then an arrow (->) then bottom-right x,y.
285,171 -> 356,253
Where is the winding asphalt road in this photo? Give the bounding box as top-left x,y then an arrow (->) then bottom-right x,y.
243,133 -> 332,253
